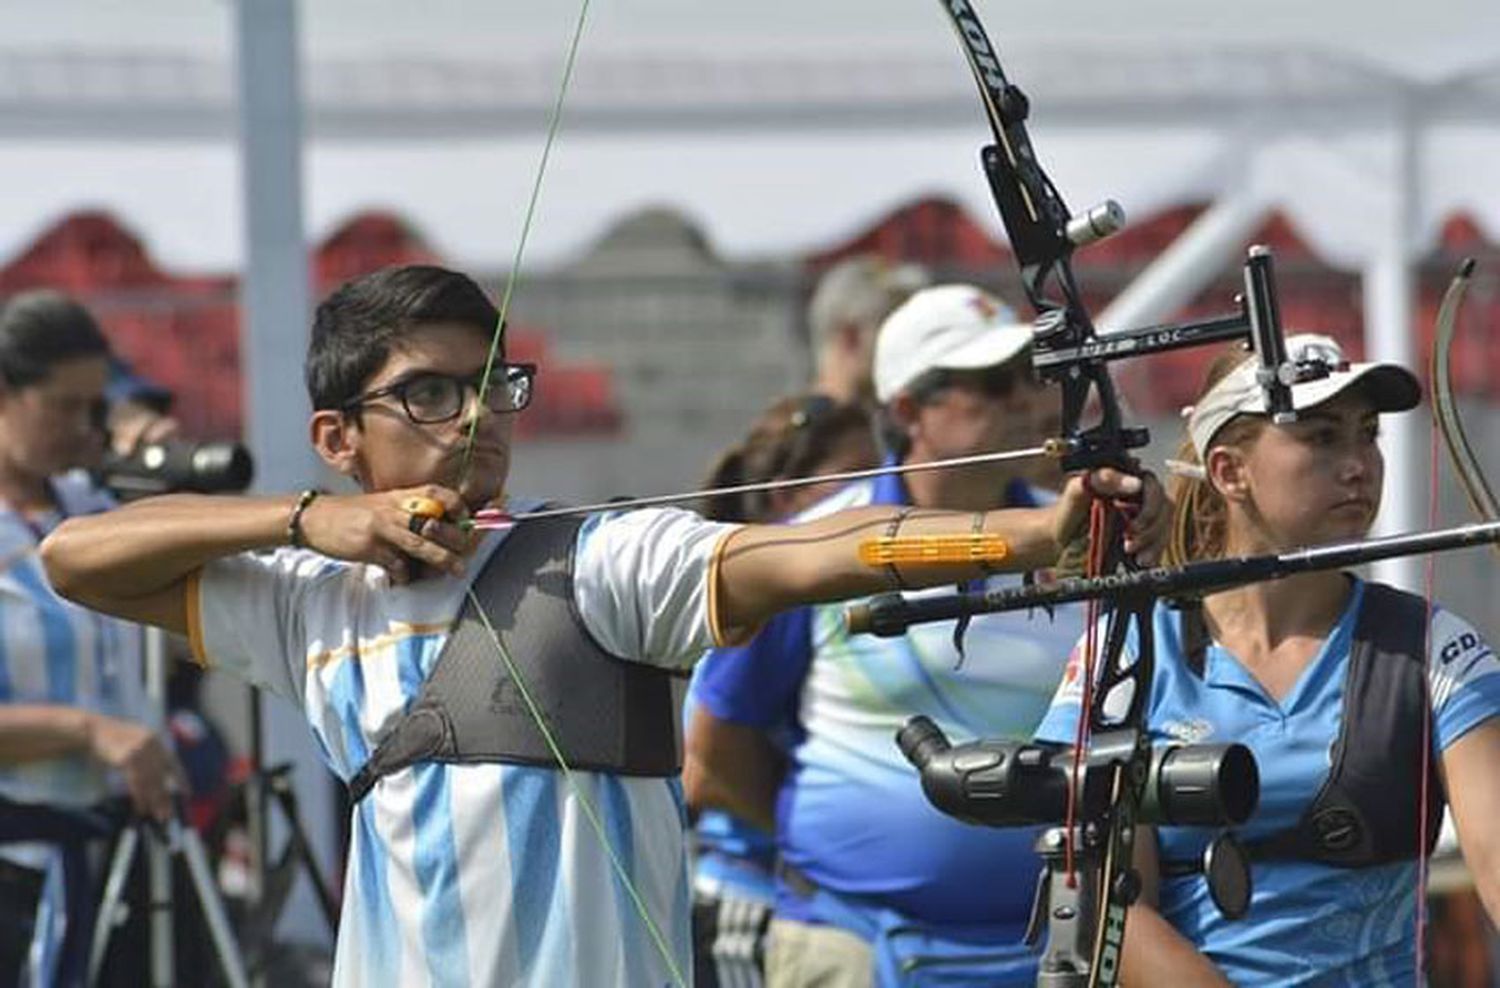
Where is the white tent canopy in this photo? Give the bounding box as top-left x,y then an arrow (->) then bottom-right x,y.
1,2 -> 1500,273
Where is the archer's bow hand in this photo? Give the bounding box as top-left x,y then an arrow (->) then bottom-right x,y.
296,485 -> 477,585
1053,468 -> 1169,567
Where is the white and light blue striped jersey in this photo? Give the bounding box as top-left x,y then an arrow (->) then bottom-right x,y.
0,471 -> 148,986
0,472 -> 146,813
188,502 -> 738,988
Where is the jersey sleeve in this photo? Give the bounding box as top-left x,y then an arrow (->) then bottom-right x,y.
1429,606 -> 1500,751
187,548 -> 329,704
690,607 -> 814,728
572,507 -> 741,670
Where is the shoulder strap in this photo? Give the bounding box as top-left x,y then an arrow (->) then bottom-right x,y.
1248,582 -> 1443,866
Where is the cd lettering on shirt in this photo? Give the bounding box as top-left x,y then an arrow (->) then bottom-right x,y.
1439,630 -> 1494,678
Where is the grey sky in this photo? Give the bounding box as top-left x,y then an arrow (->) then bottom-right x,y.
5,1 -> 1499,81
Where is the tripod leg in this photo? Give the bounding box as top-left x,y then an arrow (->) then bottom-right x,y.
174,822 -> 250,988
270,778 -> 338,930
147,827 -> 174,988
88,828 -> 139,987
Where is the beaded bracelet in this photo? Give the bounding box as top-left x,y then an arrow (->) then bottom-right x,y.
287,489 -> 321,548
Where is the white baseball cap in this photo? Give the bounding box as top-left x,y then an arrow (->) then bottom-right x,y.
873,285 -> 1030,403
1186,333 -> 1421,459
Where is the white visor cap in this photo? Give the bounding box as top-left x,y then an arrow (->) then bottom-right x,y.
1186,333 -> 1421,460
873,285 -> 1029,403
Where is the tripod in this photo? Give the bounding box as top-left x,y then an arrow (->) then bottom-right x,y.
75,626 -> 250,988
87,804 -> 248,988
232,758 -> 339,970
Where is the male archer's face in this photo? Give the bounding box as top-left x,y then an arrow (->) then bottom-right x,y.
317,321 -> 516,510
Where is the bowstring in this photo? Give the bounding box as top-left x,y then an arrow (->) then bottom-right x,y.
460,0 -> 593,490
1417,403 -> 1438,983
468,590 -> 688,988
448,4 -> 689,982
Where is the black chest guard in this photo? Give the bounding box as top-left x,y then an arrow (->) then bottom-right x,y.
1179,581 -> 1442,868
347,513 -> 682,804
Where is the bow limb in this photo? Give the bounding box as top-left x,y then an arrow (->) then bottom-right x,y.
1432,258 -> 1500,551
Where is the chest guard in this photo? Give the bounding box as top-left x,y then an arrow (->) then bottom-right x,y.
1180,581 -> 1442,868
347,514 -> 682,804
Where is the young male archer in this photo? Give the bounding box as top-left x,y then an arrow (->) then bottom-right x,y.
40,265 -> 1167,987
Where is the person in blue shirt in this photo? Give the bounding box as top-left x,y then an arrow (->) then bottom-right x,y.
1037,333 -> 1500,987
690,285 -> 1109,987
0,292 -> 181,986
687,393 -> 881,988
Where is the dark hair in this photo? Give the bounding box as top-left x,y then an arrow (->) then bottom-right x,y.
700,394 -> 873,522
0,291 -> 110,389
1165,346 -> 1271,566
306,265 -> 502,410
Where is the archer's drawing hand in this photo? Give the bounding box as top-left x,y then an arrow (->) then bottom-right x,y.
1053,468 -> 1170,567
86,714 -> 184,823
297,485 -> 476,584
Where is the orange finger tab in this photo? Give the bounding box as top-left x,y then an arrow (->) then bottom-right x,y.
858,535 -> 1010,568
401,496 -> 447,520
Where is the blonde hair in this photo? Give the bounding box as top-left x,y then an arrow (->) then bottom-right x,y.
1165,348 -> 1269,566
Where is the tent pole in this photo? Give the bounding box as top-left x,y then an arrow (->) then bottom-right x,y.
1366,92 -> 1423,594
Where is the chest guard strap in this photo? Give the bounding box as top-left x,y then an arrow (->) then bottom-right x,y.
1181,582 -> 1442,868
347,514 -> 681,803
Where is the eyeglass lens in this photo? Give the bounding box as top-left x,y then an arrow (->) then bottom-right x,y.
401,368 -> 532,423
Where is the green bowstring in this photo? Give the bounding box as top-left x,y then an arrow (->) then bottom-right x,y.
461,0 -> 592,488
468,590 -> 688,988
450,3 -> 688,984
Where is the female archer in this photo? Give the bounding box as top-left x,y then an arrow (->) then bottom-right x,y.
1037,333 -> 1500,986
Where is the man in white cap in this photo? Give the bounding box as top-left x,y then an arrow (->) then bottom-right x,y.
687,285 -> 1090,987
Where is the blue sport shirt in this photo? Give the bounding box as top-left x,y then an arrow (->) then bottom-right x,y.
1036,579 -> 1500,987
693,462 -> 1083,940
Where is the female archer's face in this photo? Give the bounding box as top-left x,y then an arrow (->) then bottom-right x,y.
0,355 -> 109,481
1214,391 -> 1384,553
318,322 -> 515,510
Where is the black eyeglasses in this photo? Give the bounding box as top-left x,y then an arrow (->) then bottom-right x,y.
342,363 -> 537,424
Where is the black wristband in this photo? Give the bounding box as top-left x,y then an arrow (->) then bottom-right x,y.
287,489 -> 320,548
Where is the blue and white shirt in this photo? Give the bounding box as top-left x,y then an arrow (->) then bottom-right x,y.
188,502 -> 738,988
693,467 -> 1083,942
0,471 -> 147,985
0,473 -> 146,812
1036,579 -> 1500,987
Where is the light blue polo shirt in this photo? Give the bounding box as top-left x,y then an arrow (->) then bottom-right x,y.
695,463 -> 1083,950
1036,578 -> 1500,987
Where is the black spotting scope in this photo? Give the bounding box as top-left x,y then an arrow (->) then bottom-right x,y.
898,715 -> 1258,829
